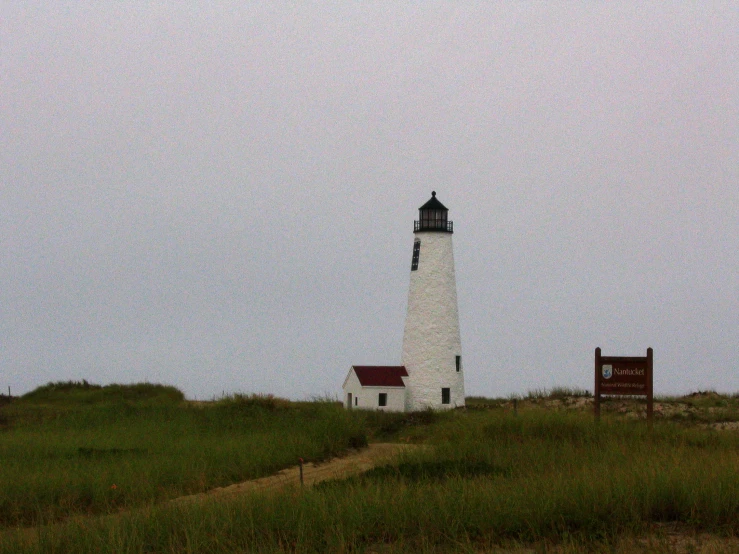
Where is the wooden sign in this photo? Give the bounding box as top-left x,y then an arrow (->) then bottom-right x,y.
594,347 -> 653,421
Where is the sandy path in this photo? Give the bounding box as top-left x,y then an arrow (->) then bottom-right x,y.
1,443 -> 416,545
170,442 -> 417,504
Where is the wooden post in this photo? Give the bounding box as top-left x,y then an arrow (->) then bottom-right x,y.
299,458 -> 304,487
646,347 -> 653,426
594,347 -> 601,421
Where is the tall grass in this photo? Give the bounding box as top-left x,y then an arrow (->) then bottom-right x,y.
526,387 -> 591,399
0,383 -> 366,528
5,408 -> 739,552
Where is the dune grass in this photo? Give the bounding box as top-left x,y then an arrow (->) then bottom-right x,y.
0,383 -> 366,528
3,395 -> 739,553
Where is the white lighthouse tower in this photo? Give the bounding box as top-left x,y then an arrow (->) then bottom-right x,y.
401,192 -> 465,411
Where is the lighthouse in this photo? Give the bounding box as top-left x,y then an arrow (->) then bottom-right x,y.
401,192 -> 465,410
341,191 -> 465,412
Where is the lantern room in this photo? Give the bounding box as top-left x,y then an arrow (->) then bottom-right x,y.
414,191 -> 453,233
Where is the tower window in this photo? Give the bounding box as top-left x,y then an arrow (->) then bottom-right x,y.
420,209 -> 447,230
456,356 -> 461,372
378,393 -> 387,407
442,388 -> 451,405
411,240 -> 421,271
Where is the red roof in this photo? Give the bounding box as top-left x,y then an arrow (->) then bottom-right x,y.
352,366 -> 408,387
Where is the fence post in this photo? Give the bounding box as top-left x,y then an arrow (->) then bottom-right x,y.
594,347 -> 601,421
646,347 -> 654,428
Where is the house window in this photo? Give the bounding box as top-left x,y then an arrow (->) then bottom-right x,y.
378,393 -> 387,407
347,393 -> 352,409
411,240 -> 421,271
355,397 -> 358,406
456,355 -> 461,372
442,388 -> 450,405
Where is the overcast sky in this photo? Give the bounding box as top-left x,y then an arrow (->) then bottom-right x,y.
2,3 -> 737,400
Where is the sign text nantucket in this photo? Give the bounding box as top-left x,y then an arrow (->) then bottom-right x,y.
594,347 -> 653,422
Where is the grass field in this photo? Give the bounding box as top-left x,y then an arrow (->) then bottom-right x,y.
2,383 -> 739,553
0,382 -> 365,529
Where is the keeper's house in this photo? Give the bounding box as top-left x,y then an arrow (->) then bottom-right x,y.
342,366 -> 408,412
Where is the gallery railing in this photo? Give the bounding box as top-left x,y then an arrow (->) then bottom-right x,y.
414,220 -> 453,233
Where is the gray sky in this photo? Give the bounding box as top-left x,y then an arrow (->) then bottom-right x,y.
2,3 -> 737,399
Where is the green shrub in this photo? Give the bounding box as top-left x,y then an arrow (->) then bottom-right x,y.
21,381 -> 185,404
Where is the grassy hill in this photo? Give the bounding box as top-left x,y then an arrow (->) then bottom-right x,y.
0,382 -> 365,529
2,383 -> 739,553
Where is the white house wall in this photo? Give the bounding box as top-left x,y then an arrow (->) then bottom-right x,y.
401,232 -> 465,411
342,371 -> 406,412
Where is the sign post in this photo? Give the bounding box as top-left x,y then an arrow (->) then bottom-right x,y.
594,347 -> 653,423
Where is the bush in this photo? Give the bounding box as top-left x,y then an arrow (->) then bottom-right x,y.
21,382 -> 185,404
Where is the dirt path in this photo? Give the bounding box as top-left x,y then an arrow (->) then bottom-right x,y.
171,442 -> 416,504
7,443 -> 739,553
1,443 -> 417,546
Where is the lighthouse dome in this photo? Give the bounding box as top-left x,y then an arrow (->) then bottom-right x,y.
415,191 -> 453,233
